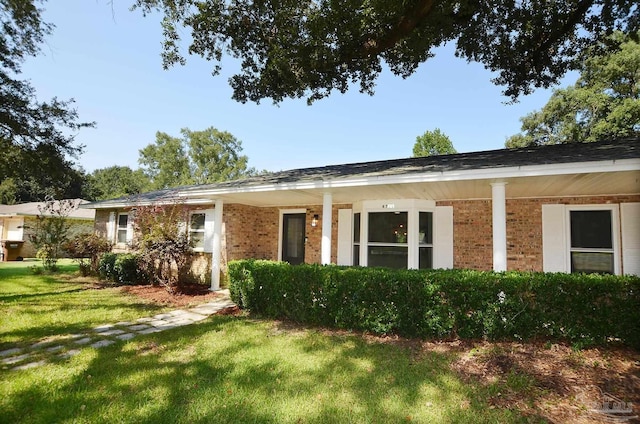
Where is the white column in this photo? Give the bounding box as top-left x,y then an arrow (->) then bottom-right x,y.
210,199 -> 224,291
321,193 -> 333,265
491,182 -> 508,272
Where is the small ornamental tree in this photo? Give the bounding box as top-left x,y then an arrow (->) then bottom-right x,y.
28,198 -> 78,271
63,233 -> 113,276
132,202 -> 193,293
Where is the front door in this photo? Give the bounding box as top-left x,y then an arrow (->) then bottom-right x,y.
282,213 -> 306,265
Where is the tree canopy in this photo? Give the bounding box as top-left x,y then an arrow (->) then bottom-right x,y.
412,129 -> 457,157
86,166 -> 150,201
138,127 -> 256,190
133,0 -> 638,104
506,32 -> 640,147
0,0 -> 93,202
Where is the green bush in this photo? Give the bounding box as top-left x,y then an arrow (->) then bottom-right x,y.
98,253 -> 118,281
113,254 -> 141,285
228,260 -> 640,349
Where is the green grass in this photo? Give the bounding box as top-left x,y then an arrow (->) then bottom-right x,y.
0,262 -> 544,423
0,260 -> 169,348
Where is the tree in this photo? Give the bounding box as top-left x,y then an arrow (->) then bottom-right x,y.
1,1 -> 93,154
412,129 -> 457,157
506,32 -> 640,147
28,198 -> 79,271
87,166 -> 150,201
138,127 -> 255,190
133,0 -> 638,104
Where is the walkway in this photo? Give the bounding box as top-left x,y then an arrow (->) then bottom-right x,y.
0,289 -> 236,372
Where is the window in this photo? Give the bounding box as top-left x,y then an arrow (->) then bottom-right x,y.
189,213 -> 206,250
116,213 -> 128,244
367,212 -> 408,269
353,213 -> 360,266
570,210 -> 614,274
419,212 -> 433,269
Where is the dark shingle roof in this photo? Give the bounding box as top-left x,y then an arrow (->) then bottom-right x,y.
86,138 -> 639,207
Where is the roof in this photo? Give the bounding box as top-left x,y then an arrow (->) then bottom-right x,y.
84,138 -> 640,209
0,199 -> 95,220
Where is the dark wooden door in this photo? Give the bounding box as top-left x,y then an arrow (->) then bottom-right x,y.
282,213 -> 306,265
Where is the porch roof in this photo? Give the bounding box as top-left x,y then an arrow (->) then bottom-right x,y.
84,138 -> 640,209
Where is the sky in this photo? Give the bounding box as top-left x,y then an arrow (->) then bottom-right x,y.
22,1 -> 577,174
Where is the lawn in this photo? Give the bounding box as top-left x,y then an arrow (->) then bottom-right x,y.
1,262 -> 637,423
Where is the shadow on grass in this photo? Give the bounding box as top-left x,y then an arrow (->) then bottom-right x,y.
1,315 -> 543,423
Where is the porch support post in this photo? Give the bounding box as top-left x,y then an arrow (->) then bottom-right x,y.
491,182 -> 508,272
321,193 -> 332,265
210,199 -> 224,291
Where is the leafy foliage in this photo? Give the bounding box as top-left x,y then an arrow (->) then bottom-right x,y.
132,203 -> 193,292
86,165 -> 150,201
133,0 -> 638,104
412,128 -> 457,157
229,260 -> 640,348
506,32 -> 640,147
28,198 -> 79,271
63,233 -> 113,276
138,127 -> 257,190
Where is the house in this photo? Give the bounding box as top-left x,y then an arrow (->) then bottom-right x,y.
83,138 -> 640,290
0,199 -> 96,261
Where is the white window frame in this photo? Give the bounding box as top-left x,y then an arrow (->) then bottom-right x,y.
189,211 -> 207,252
116,213 -> 130,246
565,204 -> 620,275
353,199 -> 436,269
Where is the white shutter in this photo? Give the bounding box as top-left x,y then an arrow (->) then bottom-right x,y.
542,204 -> 567,272
433,206 -> 453,269
203,209 -> 215,253
107,212 -> 116,242
621,203 -> 640,276
125,213 -> 134,243
337,209 -> 353,265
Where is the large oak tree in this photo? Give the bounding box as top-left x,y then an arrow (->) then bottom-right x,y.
133,0 -> 639,104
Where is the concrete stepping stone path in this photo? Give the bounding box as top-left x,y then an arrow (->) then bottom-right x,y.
2,289 -> 235,371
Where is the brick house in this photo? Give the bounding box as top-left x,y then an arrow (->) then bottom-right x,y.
83,139 -> 640,290
0,200 -> 95,261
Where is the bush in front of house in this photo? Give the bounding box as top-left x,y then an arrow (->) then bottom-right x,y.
98,252 -> 144,285
63,233 -> 113,276
228,260 -> 640,349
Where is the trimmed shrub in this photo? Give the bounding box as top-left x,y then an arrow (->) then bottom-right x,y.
228,260 -> 640,349
98,253 -> 118,281
113,254 -> 141,285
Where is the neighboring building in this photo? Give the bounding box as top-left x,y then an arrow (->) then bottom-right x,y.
0,200 -> 95,261
83,139 -> 640,290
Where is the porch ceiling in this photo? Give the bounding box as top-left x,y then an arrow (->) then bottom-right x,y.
200,170 -> 640,207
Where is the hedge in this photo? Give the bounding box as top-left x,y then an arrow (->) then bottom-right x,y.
228,260 -> 640,348
98,253 -> 143,285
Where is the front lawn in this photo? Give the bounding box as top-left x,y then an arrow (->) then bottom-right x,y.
1,262 -> 637,423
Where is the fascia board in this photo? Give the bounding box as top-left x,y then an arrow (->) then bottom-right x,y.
183,158 -> 640,197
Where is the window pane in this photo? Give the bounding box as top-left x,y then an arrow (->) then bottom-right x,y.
570,210 -> 612,249
353,245 -> 360,266
419,212 -> 433,244
117,229 -> 127,244
368,212 -> 408,243
118,214 -> 128,228
353,213 -> 361,243
368,246 -> 408,269
191,232 -> 205,249
190,213 -> 205,230
419,247 -> 433,269
571,252 -> 614,274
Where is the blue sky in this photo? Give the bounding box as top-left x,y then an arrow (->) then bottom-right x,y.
23,1 -> 576,173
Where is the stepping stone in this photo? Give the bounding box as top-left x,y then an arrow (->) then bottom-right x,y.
128,324 -> 150,331
60,349 -> 81,358
115,333 -> 135,341
93,324 -> 115,333
114,321 -> 133,326
45,345 -> 64,353
136,317 -> 153,323
152,313 -> 174,320
149,320 -> 170,328
138,327 -> 163,335
74,337 -> 92,345
14,360 -> 47,371
0,348 -> 22,357
99,329 -> 125,336
90,340 -> 115,349
2,353 -> 31,365
30,340 -> 53,349
174,311 -> 209,322
168,310 -> 189,316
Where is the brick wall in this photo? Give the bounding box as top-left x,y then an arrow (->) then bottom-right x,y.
439,195 -> 640,272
